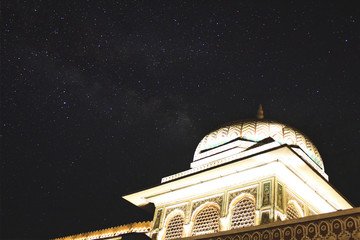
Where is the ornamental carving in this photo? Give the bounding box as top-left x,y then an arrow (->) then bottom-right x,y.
262,182 -> 271,207
228,187 -> 257,209
191,195 -> 224,216
285,189 -> 305,213
164,204 -> 188,221
154,209 -> 162,229
277,183 -> 284,211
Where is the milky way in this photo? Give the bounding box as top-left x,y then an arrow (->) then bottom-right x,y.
1,1 -> 360,239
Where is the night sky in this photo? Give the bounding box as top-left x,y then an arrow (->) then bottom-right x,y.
1,1 -> 360,239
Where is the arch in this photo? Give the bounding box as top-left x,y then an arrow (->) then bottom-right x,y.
286,200 -> 303,220
163,209 -> 185,240
191,202 -> 221,236
228,194 -> 256,229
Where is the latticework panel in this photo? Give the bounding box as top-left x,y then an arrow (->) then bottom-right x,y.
192,206 -> 220,236
164,214 -> 184,240
230,198 -> 256,229
286,204 -> 300,220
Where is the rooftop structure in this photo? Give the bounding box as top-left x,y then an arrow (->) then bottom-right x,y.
55,106 -> 358,240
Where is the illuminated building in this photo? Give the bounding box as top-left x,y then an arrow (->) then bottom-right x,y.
55,106 -> 360,240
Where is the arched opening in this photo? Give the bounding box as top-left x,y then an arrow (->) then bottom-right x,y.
164,211 -> 185,240
286,200 -> 303,220
191,203 -> 220,236
230,196 -> 256,229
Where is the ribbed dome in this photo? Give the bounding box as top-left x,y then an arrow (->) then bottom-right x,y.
193,119 -> 323,170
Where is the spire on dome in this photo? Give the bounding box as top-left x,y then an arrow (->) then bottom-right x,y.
256,104 -> 264,119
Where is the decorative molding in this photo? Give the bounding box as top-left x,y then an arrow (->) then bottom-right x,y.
228,187 -> 257,211
161,142 -> 281,183
165,204 -> 188,222
191,195 -> 224,217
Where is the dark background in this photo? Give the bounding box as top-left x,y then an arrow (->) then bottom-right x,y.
1,1 -> 360,239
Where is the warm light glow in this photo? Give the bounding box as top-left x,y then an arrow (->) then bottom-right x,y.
162,141 -> 282,183
124,146 -> 351,212
53,221 -> 151,240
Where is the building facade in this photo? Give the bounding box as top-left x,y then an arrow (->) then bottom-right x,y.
55,108 -> 359,240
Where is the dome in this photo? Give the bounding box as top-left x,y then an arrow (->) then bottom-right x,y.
193,119 -> 324,170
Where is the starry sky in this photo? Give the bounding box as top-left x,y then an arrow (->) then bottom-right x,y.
1,1 -> 360,239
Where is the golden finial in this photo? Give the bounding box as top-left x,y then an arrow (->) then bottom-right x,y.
256,104 -> 264,119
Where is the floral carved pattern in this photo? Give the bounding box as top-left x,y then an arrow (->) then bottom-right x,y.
164,204 -> 188,221
191,195 -> 224,216
228,187 -> 257,209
